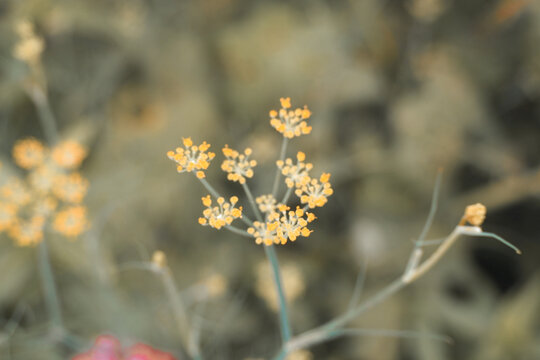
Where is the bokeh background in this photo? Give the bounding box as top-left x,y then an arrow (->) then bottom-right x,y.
1,0 -> 540,359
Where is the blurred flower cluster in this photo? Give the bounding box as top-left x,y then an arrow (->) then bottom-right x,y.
72,335 -> 176,360
0,138 -> 89,246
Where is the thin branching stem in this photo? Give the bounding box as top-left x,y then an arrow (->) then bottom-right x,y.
37,238 -> 63,333
272,138 -> 289,198
242,182 -> 263,222
264,245 -> 292,344
277,224 -> 521,356
281,186 -> 293,205
225,225 -> 252,238
27,85 -> 59,145
160,267 -> 202,359
198,177 -> 221,200
405,170 -> 442,275
347,260 -> 368,312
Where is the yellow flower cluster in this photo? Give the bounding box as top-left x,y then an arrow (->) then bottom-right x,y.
256,194 -> 279,214
167,98 -> 332,246
461,203 -> 486,227
277,151 -> 313,188
221,145 -> 257,184
248,205 -> 315,245
0,138 -> 89,246
295,173 -> 334,208
167,137 -> 215,179
12,20 -> 44,65
269,97 -> 312,138
198,195 -> 243,229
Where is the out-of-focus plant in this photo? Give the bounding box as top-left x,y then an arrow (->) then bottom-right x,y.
4,19 -> 90,346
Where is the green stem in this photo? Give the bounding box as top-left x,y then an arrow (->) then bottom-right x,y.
27,86 -> 59,145
160,268 -> 201,359
264,245 -> 292,344
198,177 -> 221,199
37,239 -> 63,333
272,138 -> 289,198
271,349 -> 287,360
281,187 -> 293,205
225,225 -> 252,238
242,182 -> 263,222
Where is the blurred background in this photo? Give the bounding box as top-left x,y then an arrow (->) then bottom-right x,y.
1,0 -> 540,359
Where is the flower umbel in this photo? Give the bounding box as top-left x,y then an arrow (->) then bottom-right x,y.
51,140 -> 87,169
53,172 -> 89,203
12,137 -> 46,169
295,173 -> 334,208
270,97 -> 312,138
461,203 -> 486,227
167,137 -> 215,179
53,206 -> 88,237
198,195 -> 243,229
248,205 -> 315,246
221,145 -> 257,184
256,194 -> 279,215
277,151 -> 313,189
0,137 -> 90,245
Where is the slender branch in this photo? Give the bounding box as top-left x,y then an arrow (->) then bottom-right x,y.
281,187 -> 293,205
26,85 -> 59,144
37,239 -> 63,333
225,225 -> 252,238
347,260 -> 368,312
264,245 -> 292,343
272,138 -> 289,198
281,224 -> 521,355
285,328 -> 451,353
241,182 -> 263,222
405,170 -> 442,275
159,267 -> 201,359
198,177 -> 221,199
467,231 -> 522,254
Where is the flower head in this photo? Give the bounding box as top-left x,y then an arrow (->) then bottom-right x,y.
1,138 -> 90,245
53,206 -> 88,237
462,203 -> 486,227
12,138 -> 46,169
152,250 -> 167,269
256,194 -> 279,215
248,205 -> 315,246
198,195 -> 243,229
32,196 -> 58,218
0,203 -> 17,232
9,216 -> 45,246
29,164 -> 61,194
221,145 -> 257,184
277,152 -> 313,188
167,138 -> 215,179
53,172 -> 89,203
1,178 -> 31,206
51,140 -> 87,169
295,173 -> 333,208
270,98 -> 312,138
13,20 -> 44,65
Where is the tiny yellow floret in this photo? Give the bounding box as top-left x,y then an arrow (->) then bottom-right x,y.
270,98 -> 312,139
